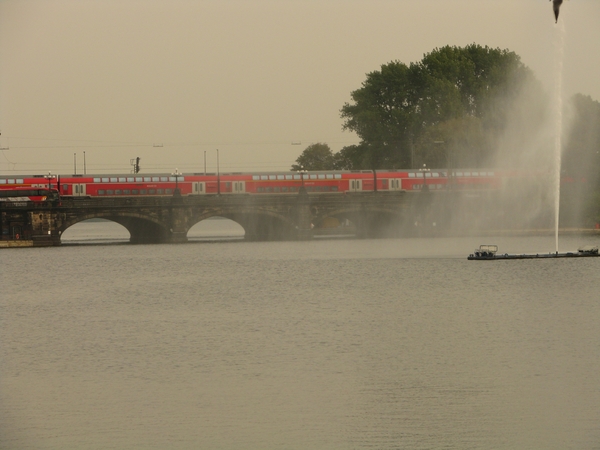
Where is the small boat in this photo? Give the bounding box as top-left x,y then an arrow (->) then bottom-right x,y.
468,245 -> 600,260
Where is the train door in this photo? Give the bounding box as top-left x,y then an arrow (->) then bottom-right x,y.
389,178 -> 401,191
73,184 -> 86,196
349,179 -> 363,192
233,181 -> 245,193
192,182 -> 206,195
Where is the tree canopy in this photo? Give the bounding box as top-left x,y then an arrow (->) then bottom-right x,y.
291,143 -> 335,171
338,44 -> 541,170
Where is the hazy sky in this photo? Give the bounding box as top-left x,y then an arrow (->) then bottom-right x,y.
1,0 -> 599,174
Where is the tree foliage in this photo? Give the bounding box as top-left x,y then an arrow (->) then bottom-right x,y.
339,44 -> 540,169
562,94 -> 600,225
563,94 -> 600,180
291,143 -> 335,171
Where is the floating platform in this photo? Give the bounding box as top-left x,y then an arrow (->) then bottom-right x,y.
468,245 -> 600,260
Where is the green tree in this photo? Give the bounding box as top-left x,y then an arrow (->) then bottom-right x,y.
562,94 -> 600,226
340,44 -> 540,169
332,144 -> 370,170
291,143 -> 335,171
563,94 -> 600,180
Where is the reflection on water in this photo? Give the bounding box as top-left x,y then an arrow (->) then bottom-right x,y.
2,234 -> 600,449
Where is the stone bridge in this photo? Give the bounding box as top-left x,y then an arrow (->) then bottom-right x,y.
1,190 -> 417,246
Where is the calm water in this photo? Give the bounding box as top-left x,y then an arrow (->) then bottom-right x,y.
2,221 -> 600,449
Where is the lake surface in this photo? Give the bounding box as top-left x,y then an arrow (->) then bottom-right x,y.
2,221 -> 600,449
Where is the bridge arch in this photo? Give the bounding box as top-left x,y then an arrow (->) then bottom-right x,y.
313,205 -> 408,238
188,208 -> 301,241
187,216 -> 245,240
58,212 -> 170,244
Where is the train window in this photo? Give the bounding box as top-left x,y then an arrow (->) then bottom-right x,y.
118,178 -> 126,182
152,177 -> 160,182
140,189 -> 147,194
432,172 -> 439,178
8,179 -> 15,184
253,176 -> 260,180
106,190 -> 114,195
160,177 -> 168,182
98,190 -> 105,195
144,177 -> 151,182
277,175 -> 285,180
408,173 -> 416,178
110,178 -> 117,182
63,184 -> 69,191
285,175 -> 293,180
382,179 -> 388,187
114,190 -> 121,195
282,187 -> 289,192
123,189 -> 130,195
269,175 -> 276,180
127,177 -> 134,182
165,189 -> 172,194
309,174 -> 317,180
464,172 -> 471,177
136,177 -> 143,182
326,174 -> 333,179
102,177 -> 109,182
257,187 -> 264,192
260,175 -> 268,180
157,189 -> 164,194
148,189 -> 156,194
471,172 -> 478,177
332,186 -> 338,191
487,172 -> 494,176
265,187 -> 273,192
318,174 -> 325,179
456,172 -> 463,177
226,182 -> 231,188
293,174 -> 301,180
0,180 -> 5,184
274,187 -> 280,192
437,184 -> 443,189
334,174 -> 341,179
93,178 -> 101,183
16,179 -> 23,183
132,189 -> 139,194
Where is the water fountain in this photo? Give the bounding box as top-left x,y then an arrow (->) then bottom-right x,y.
553,18 -> 565,253
468,4 -> 600,260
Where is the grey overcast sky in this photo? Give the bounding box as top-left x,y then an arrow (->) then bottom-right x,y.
1,0 -> 599,174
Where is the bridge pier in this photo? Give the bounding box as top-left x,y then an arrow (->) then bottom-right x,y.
1,208 -> 61,246
168,230 -> 188,244
294,190 -> 314,240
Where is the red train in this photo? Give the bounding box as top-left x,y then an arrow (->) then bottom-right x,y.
0,169 -> 508,198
